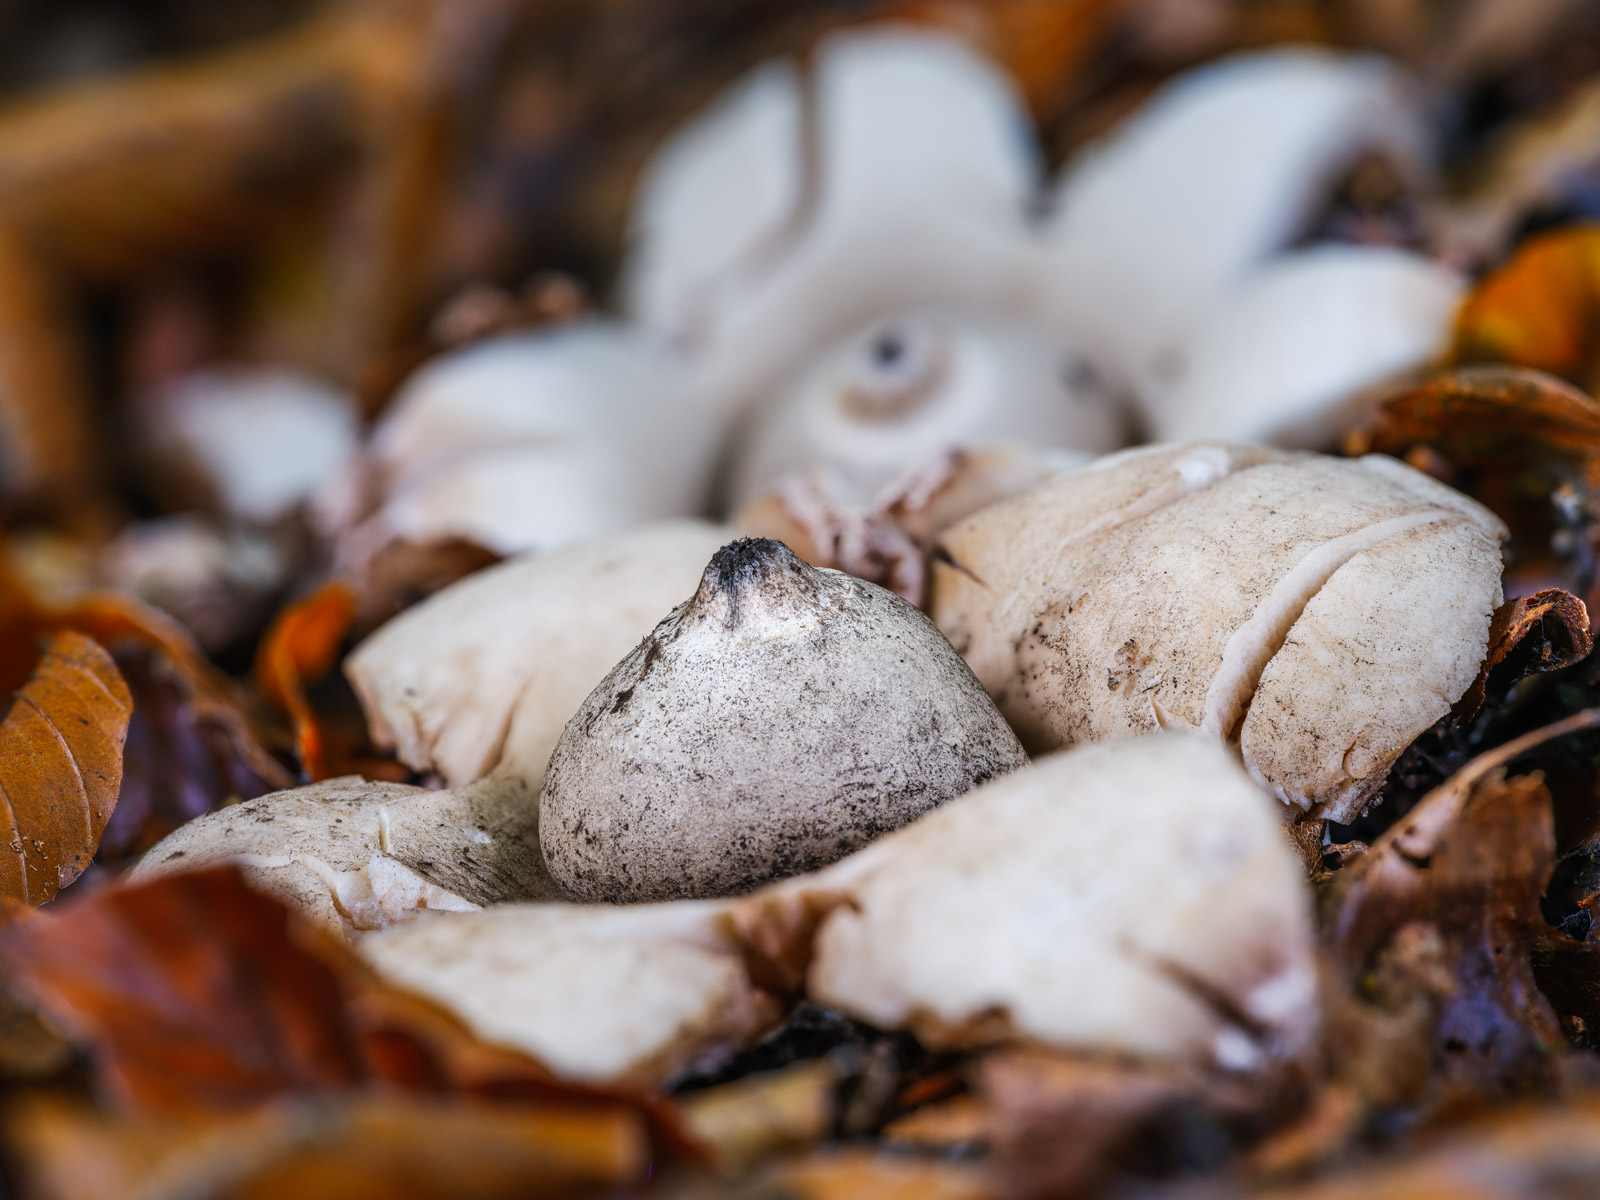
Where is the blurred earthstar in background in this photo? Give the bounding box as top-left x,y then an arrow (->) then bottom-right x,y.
729,306 -> 1127,513
98,516 -> 288,653
321,320 -> 723,572
624,26 -> 1044,421
1037,46 -> 1432,401
139,366 -> 358,526
1146,244 -> 1464,446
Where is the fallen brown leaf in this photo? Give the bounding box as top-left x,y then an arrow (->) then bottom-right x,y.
1361,588 -> 1593,857
0,863 -> 693,1166
1349,365 -> 1600,605
0,631 -> 130,905
1322,711 -> 1600,1116
707,1148 -> 997,1200
0,565 -> 292,867
676,1060 -> 838,1175
972,1047 -> 1225,1199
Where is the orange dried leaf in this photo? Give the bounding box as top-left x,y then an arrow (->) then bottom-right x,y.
255,582 -> 357,780
1455,224 -> 1600,392
0,631 -> 130,906
256,582 -> 356,713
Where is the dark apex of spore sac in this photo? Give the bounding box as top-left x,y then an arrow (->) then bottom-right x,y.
695,537 -> 822,629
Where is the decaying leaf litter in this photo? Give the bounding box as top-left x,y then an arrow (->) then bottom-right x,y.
10,1 -> 1600,1198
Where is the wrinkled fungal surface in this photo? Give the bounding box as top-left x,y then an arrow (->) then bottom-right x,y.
365,733 -> 1316,1087
931,444 -> 1506,823
771,732 -> 1320,1070
539,537 -> 1026,901
129,774 -> 554,937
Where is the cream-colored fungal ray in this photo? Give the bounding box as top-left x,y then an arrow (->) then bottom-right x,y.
346,520 -> 732,788
130,774 -> 555,939
1200,508 -> 1466,742
1052,443 -> 1256,550
1242,517 -> 1503,821
358,734 -> 1319,1089
359,901 -> 777,1088
930,445 -> 1505,816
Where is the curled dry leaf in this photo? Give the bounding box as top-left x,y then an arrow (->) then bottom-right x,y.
1455,588 -> 1592,721
254,581 -> 361,781
1350,364 -> 1600,604
0,631 -> 130,905
1321,710 -> 1600,1115
1368,588 -> 1596,839
1454,224 -> 1600,393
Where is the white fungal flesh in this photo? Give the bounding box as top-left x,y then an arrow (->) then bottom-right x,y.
358,901 -> 775,1087
625,27 -> 1040,418
360,733 -> 1318,1086
932,445 -> 1505,822
1199,507 -> 1464,742
1038,47 -> 1428,392
345,521 -> 733,788
730,307 -> 1126,511
787,734 -> 1319,1063
128,775 -> 555,938
1146,245 -> 1465,446
332,322 -> 722,561
145,366 -> 358,523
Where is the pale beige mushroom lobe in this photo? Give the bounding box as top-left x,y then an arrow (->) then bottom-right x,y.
1200,507 -> 1468,742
